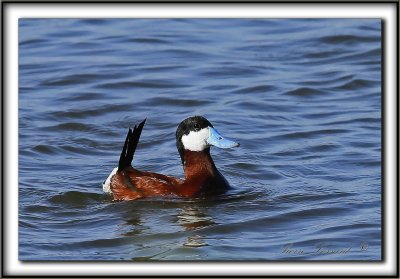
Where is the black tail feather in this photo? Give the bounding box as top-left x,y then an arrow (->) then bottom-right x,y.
118,118 -> 146,171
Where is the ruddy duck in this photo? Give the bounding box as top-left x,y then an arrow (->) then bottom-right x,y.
103,116 -> 239,201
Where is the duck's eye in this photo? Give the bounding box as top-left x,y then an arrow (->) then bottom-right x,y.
193,123 -> 200,131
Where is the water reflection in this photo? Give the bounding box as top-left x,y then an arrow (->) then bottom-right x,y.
183,235 -> 207,248
176,204 -> 215,231
121,215 -> 144,237
176,203 -> 216,247
119,200 -> 216,248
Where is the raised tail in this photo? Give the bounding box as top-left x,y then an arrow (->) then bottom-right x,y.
118,119 -> 146,171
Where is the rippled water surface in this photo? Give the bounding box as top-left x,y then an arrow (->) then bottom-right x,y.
19,19 -> 381,260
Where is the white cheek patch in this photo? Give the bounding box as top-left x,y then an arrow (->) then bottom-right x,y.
103,167 -> 118,194
181,127 -> 210,152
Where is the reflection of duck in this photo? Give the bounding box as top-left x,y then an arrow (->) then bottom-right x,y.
103,116 -> 239,201
176,204 -> 215,247
120,216 -> 144,237
183,235 -> 207,248
119,202 -> 214,248
176,204 -> 215,231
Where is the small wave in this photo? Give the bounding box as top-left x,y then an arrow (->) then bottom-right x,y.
301,111 -> 343,120
233,101 -> 291,113
45,123 -> 117,138
137,65 -> 186,73
142,97 -> 210,107
335,79 -> 376,90
49,103 -> 133,119
203,206 -> 350,235
47,30 -> 91,38
271,149 -> 305,157
284,87 -> 323,97
225,162 -> 259,171
316,222 -> 378,234
261,171 -> 284,180
296,74 -> 354,87
96,80 -> 189,89
226,164 -> 282,180
19,38 -> 47,46
319,34 -> 380,45
324,116 -> 380,126
340,48 -> 381,61
358,25 -> 380,31
332,158 -> 381,168
348,141 -> 377,148
65,236 -> 139,250
40,74 -> 108,86
202,84 -> 237,91
71,49 -> 122,56
307,144 -> 340,153
234,44 -> 276,52
24,204 -> 59,214
77,19 -> 110,25
213,190 -> 264,203
57,92 -> 108,102
161,49 -> 208,59
274,191 -> 353,204
295,47 -> 381,66
353,161 -> 381,167
59,145 -> 102,155
31,142 -> 103,156
31,145 -> 60,155
71,42 -> 99,48
48,191 -> 106,207
315,174 -> 361,182
233,85 -> 276,94
127,37 -> 170,44
304,50 -> 340,59
46,122 -> 95,132
20,63 -> 48,70
273,207 -> 350,222
305,143 -> 340,153
200,67 -> 262,78
19,220 -> 39,229
271,129 -> 348,140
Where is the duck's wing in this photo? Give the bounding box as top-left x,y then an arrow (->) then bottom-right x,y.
110,169 -> 183,201
110,172 -> 144,201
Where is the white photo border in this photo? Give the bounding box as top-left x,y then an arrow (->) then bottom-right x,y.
3,2 -> 398,277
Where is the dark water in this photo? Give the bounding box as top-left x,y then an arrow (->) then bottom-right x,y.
19,19 -> 381,260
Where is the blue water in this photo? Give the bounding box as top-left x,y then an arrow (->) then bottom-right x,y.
19,19 -> 381,260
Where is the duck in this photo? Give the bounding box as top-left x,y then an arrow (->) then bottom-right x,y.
103,116 -> 239,201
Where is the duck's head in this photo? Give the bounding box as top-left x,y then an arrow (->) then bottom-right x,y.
176,116 -> 240,164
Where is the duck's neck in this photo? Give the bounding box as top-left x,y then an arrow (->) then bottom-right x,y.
183,148 -> 218,180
